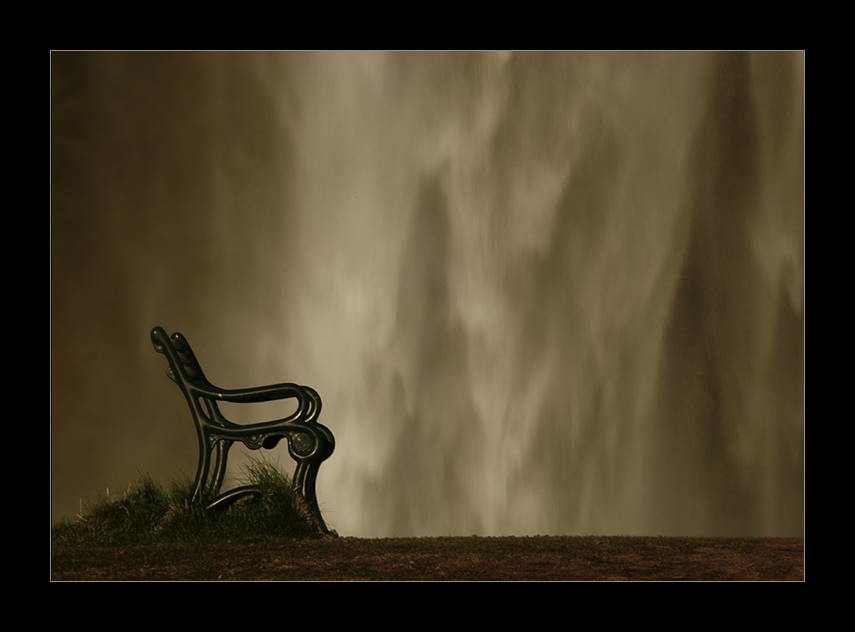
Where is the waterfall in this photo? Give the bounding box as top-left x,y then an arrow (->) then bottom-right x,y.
51,51 -> 804,537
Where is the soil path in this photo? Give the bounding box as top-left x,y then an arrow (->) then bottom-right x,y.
51,536 -> 804,581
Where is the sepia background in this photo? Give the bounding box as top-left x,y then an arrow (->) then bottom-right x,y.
51,51 -> 804,538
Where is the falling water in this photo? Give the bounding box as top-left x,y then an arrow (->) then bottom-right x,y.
51,51 -> 804,538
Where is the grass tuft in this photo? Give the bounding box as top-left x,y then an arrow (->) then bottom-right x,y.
52,459 -> 320,548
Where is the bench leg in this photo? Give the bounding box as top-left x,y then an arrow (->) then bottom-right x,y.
192,433 -> 233,503
192,432 -> 212,503
210,439 -> 231,498
294,460 -> 337,537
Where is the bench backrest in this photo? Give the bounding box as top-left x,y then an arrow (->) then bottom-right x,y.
151,327 -> 208,386
151,326 -> 231,430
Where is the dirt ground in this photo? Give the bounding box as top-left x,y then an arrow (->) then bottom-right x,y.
51,535 -> 804,581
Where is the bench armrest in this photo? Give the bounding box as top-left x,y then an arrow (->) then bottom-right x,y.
199,382 -> 308,405
192,381 -> 317,427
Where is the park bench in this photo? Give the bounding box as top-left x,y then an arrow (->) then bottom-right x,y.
151,326 -> 336,536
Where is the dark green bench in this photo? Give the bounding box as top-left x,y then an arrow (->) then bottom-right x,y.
151,326 -> 336,536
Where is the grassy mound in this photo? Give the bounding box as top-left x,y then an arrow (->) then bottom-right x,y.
52,460 -> 321,547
